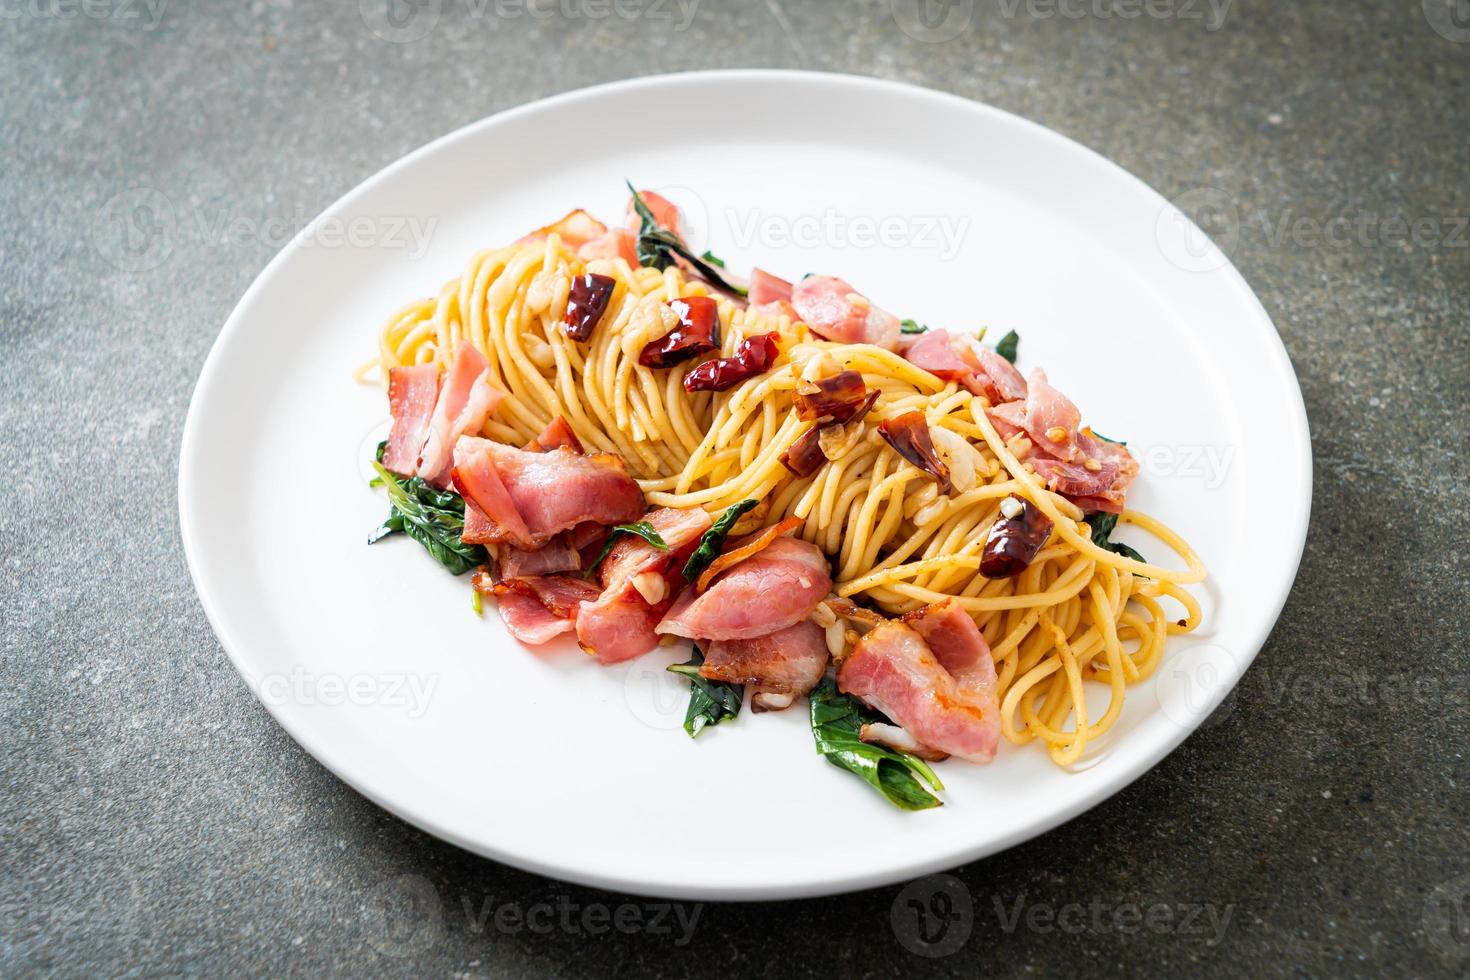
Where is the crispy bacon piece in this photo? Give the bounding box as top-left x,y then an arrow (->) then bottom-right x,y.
382,364 -> 439,475
779,424 -> 826,477
837,613 -> 999,764
496,536 -> 581,579
624,189 -> 685,240
791,275 -> 902,351
576,227 -> 638,267
793,370 -> 870,424
639,296 -> 721,369
452,437 -> 644,549
416,342 -> 502,485
979,494 -> 1053,578
575,507 -> 712,664
452,448 -> 534,548
682,332 -> 780,393
516,209 -> 608,250
657,537 -> 831,642
524,416 -> 585,455
877,412 -> 952,493
701,620 -> 828,705
474,569 -> 603,646
564,273 -> 617,342
747,268 -> 794,307
695,516 -> 804,594
902,329 -> 1029,406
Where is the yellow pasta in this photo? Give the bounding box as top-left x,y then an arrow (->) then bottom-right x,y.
369,236 -> 1207,766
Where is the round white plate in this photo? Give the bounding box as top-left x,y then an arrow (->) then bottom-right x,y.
180,71 -> 1310,900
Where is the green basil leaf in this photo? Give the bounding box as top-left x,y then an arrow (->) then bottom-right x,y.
682,499 -> 758,582
995,329 -> 1020,364
1089,429 -> 1125,445
625,181 -> 748,297
370,461 -> 486,576
809,679 -> 942,811
586,520 -> 669,574
699,249 -> 726,268
900,319 -> 928,335
667,645 -> 743,738
1086,510 -> 1148,569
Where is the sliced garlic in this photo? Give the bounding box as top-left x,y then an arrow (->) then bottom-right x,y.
521,332 -> 557,370
630,571 -> 666,605
930,426 -> 977,493
817,420 -> 864,461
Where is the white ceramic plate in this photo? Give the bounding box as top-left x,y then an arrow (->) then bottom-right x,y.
180,71 -> 1310,900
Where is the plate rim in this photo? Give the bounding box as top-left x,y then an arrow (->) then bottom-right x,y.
179,69 -> 1312,900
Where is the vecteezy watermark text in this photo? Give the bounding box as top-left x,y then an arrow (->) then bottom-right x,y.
92,187 -> 438,272
723,208 -> 971,261
363,874 -> 702,957
254,668 -> 439,719
358,0 -> 699,43
0,0 -> 169,30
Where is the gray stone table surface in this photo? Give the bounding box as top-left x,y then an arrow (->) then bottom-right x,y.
2,0 -> 1467,976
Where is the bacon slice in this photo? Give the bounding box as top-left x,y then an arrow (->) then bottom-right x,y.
576,227 -> 638,267
416,342 -> 502,484
453,437 -> 644,549
575,507 -> 712,664
517,209 -> 609,250
790,275 -> 901,351
657,537 -> 831,642
903,329 -> 1027,404
701,620 -> 828,704
694,515 -> 803,594
837,612 -> 999,764
903,599 -> 995,687
990,374 -> 1140,510
478,572 -> 603,647
382,364 -> 440,474
524,416 -> 585,454
747,268 -> 794,307
624,189 -> 686,240
496,536 -> 581,579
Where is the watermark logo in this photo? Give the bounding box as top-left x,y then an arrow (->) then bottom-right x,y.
1154,642 -> 1240,732
1424,872 -> 1470,960
621,657 -> 689,731
891,874 -> 974,957
1155,187 -> 1239,273
359,0 -> 443,42
364,874 -> 444,958
92,187 -> 176,272
890,0 -> 975,42
1423,0 -> 1470,43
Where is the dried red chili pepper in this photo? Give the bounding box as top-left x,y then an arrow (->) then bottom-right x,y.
794,369 -> 870,424
779,424 -> 826,477
682,332 -> 780,393
563,273 -> 616,342
638,295 -> 720,368
877,411 -> 952,493
979,495 -> 1054,578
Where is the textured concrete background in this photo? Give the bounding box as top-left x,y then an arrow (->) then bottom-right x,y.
2,0 -> 1468,976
